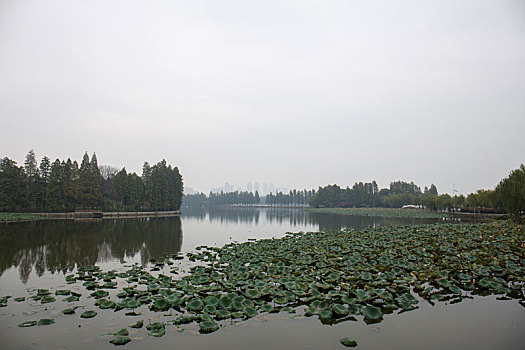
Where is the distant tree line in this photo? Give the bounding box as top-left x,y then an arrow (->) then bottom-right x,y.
183,191 -> 260,206
307,165 -> 525,218
182,189 -> 315,207
0,150 -> 183,212
265,189 -> 315,206
308,181 -> 439,209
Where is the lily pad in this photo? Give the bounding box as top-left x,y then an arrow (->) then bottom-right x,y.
80,310 -> 97,318
37,318 -> 55,326
109,336 -> 132,346
18,321 -> 37,327
199,320 -> 219,333
340,337 -> 357,347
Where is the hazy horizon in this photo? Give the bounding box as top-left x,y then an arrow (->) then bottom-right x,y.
1,1 -> 524,195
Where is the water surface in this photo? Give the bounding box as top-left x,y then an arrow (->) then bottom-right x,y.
0,208 -> 522,349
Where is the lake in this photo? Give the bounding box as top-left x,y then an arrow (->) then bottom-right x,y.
0,208 -> 523,349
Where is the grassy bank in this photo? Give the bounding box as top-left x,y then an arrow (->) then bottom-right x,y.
306,207 -> 447,219
0,213 -> 44,223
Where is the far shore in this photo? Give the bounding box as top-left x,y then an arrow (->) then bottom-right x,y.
0,211 -> 181,223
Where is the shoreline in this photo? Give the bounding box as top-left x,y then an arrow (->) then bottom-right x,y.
0,211 -> 181,223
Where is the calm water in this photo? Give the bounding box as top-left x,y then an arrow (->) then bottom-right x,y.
0,208 -> 523,349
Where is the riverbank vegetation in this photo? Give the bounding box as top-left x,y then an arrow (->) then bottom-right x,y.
0,150 -> 183,212
0,213 -> 43,223
306,207 -> 445,219
307,165 -> 524,220
7,221 -> 524,346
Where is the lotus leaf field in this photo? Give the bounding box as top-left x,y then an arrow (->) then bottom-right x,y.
6,221 -> 525,347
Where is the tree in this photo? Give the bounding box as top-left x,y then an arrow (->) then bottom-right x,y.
494,164 -> 525,220
0,157 -> 26,211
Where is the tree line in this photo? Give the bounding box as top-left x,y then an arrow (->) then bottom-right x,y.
182,189 -> 316,207
0,150 -> 183,212
307,165 -> 525,219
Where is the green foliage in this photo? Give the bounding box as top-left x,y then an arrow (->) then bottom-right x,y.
0,151 -> 184,213
494,164 -> 525,220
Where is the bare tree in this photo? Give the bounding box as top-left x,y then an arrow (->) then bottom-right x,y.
99,165 -> 119,181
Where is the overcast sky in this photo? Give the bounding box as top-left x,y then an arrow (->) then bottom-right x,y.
1,0 -> 524,195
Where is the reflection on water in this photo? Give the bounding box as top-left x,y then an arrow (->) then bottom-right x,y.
0,208 -> 440,284
182,206 -> 440,232
0,217 -> 182,283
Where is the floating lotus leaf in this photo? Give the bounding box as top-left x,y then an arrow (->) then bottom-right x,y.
260,303 -> 274,313
147,284 -> 160,293
37,318 -> 55,326
41,296 -> 56,304
187,298 -> 204,311
318,309 -> 333,320
80,310 -> 97,318
340,338 -> 357,347
148,328 -> 166,337
55,290 -> 71,296
18,321 -> 37,327
241,299 -> 255,309
218,297 -> 232,310
166,294 -> 182,307
245,289 -> 261,299
243,307 -> 257,318
130,320 -> 143,328
273,297 -> 288,305
215,309 -> 231,319
138,295 -> 150,304
361,305 -> 382,320
37,289 -> 50,296
124,298 -> 141,309
199,320 -> 219,333
64,295 -> 79,303
15,297 -> 25,302
152,298 -> 170,311
61,307 -> 77,315
98,299 -> 116,309
204,305 -> 217,314
109,336 -> 131,346
330,303 -> 349,316
204,296 -> 220,306
146,322 -> 165,330
174,315 -> 197,325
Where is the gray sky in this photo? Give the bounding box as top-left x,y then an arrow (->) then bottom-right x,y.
1,0 -> 524,195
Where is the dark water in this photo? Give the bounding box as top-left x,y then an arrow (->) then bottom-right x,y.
0,208 -> 523,349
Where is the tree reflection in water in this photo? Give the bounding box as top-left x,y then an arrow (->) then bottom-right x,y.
0,217 -> 182,283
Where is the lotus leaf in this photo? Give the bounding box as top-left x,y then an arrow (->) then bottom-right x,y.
148,328 -> 166,337
18,321 -> 37,327
41,296 -> 56,304
109,336 -> 131,346
98,299 -> 116,309
340,338 -> 357,347
330,303 -> 349,316
55,290 -> 70,296
130,320 -> 143,328
187,298 -> 204,311
361,305 -> 382,320
243,307 -> 257,318
199,320 -> 219,333
62,307 -> 77,315
215,309 -> 231,319
152,298 -> 170,311
245,289 -> 261,299
81,310 -> 97,318
37,318 -> 55,326
64,295 -> 79,303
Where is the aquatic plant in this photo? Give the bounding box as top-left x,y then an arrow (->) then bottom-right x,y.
12,221 -> 524,347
